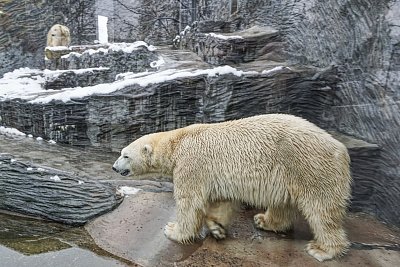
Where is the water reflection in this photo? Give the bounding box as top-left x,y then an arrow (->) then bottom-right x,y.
0,213 -> 133,266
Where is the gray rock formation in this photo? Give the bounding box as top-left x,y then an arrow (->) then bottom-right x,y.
0,0 -> 96,77
0,154 -> 123,225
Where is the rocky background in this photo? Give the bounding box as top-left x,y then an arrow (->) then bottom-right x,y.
0,0 -> 96,76
245,0 -> 400,226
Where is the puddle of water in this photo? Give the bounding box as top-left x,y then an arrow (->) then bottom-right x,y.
0,212 -> 133,267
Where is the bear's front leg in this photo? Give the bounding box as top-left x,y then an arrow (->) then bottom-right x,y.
164,189 -> 205,244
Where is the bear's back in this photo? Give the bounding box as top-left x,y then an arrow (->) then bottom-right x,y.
177,114 -> 348,172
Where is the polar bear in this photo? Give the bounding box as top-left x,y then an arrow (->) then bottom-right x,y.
47,24 -> 71,47
112,114 -> 352,262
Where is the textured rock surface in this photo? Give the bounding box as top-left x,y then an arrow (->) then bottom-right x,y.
44,68 -> 113,89
0,154 -> 123,225
0,0 -> 96,77
45,44 -> 158,75
179,25 -> 284,65
0,65 -> 337,149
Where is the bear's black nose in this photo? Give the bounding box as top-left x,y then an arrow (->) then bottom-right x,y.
112,167 -> 117,172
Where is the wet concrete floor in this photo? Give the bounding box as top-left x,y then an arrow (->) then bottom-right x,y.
1,133 -> 400,266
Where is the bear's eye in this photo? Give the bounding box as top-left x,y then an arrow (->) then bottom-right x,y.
123,156 -> 129,159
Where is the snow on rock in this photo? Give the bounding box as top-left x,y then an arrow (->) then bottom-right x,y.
61,51 -> 82,59
36,137 -> 43,141
45,46 -> 70,51
261,66 -> 291,75
0,68 -> 46,101
29,66 -> 258,103
117,186 -> 142,197
109,41 -> 156,53
205,33 -> 244,40
1,65 -> 287,104
0,126 -> 26,137
150,56 -> 166,68
59,42 -> 157,59
43,67 -> 109,77
49,175 -> 61,182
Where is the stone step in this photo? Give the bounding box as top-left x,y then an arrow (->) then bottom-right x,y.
178,25 -> 285,65
43,67 -> 113,89
44,42 -> 159,77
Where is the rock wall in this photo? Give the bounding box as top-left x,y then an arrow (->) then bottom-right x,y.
161,0 -> 400,226
233,0 -> 400,226
0,0 -> 96,77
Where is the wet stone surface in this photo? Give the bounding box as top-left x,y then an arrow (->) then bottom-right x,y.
0,213 -> 135,267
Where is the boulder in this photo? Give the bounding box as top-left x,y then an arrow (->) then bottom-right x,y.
0,154 -> 123,225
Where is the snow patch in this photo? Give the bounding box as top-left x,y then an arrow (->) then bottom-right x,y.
61,52 -> 82,59
48,140 -> 56,144
45,46 -> 70,51
150,56 -> 165,68
205,33 -> 243,40
27,167 -> 33,171
36,137 -> 43,141
49,175 -> 61,182
0,126 -> 26,136
261,66 -> 291,75
43,67 -> 109,77
29,66 -> 256,104
0,68 -> 47,101
117,186 -> 141,197
59,41 -> 155,59
108,41 -> 156,53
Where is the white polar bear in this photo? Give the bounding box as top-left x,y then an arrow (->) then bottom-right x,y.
47,24 -> 71,47
112,114 -> 352,262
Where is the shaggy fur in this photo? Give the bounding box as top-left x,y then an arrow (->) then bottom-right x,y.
112,114 -> 352,262
46,24 -> 71,47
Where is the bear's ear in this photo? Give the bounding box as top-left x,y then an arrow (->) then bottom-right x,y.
142,144 -> 153,155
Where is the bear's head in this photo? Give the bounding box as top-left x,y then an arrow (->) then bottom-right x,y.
112,135 -> 153,177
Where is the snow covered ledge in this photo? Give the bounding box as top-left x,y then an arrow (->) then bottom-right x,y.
0,64 -> 335,150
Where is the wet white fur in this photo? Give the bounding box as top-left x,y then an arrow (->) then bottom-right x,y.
113,114 -> 352,262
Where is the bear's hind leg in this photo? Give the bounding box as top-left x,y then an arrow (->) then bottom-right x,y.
254,204 -> 296,232
205,201 -> 237,240
301,205 -> 350,261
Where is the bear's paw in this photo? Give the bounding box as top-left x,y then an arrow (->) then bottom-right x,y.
207,220 -> 227,240
306,241 -> 335,262
164,222 -> 196,244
